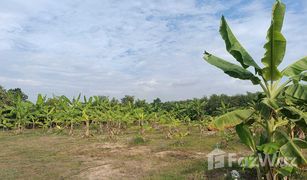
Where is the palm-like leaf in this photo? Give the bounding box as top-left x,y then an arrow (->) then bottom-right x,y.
236,123 -> 256,152
275,131 -> 307,166
261,1 -> 286,81
285,84 -> 307,100
214,109 -> 255,130
204,52 -> 260,84
282,56 -> 307,77
220,16 -> 260,72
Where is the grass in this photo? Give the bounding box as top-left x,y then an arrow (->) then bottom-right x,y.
0,131 -> 87,179
0,128 -> 305,179
130,135 -> 148,145
146,159 -> 207,179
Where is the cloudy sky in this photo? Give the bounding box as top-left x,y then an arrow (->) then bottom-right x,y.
0,0 -> 306,102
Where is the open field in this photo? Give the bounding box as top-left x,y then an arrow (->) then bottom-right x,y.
0,128 -> 255,180
1,128 -> 307,180
0,1 -> 306,179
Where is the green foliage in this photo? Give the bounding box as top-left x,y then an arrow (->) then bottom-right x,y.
0,106 -> 12,129
204,52 -> 260,85
0,83 -> 260,139
131,135 -> 147,145
214,109 -> 254,130
203,0 -> 307,179
261,1 -> 286,81
219,16 -> 260,72
235,124 -> 256,152
121,95 -> 135,106
7,88 -> 28,101
0,86 -> 28,107
282,56 -> 307,77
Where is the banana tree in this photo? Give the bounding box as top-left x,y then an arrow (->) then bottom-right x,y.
9,96 -> 31,134
203,0 -> 306,179
215,100 -> 235,115
82,96 -> 93,137
91,96 -> 108,134
120,102 -> 134,130
133,108 -> 150,136
28,94 -> 49,129
188,98 -> 207,121
103,105 -> 118,138
148,111 -> 167,130
159,112 -> 181,139
0,106 -> 13,131
60,95 -> 82,135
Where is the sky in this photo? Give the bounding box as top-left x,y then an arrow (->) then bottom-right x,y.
0,0 -> 306,102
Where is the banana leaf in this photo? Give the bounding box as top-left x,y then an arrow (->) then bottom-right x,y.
282,56 -> 307,77
219,16 -> 260,72
261,1 -> 286,81
213,109 -> 255,130
204,52 -> 260,84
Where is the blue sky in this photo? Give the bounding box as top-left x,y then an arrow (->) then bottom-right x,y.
0,0 -> 306,101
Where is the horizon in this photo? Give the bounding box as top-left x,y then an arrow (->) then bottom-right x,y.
1,85 -> 259,103
0,0 -> 306,102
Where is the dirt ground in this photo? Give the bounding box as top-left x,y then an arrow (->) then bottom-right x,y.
0,128 -> 294,180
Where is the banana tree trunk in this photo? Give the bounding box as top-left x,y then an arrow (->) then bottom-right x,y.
264,114 -> 275,180
99,122 -> 103,134
139,120 -> 144,136
69,122 -> 74,135
16,122 -> 22,134
85,120 -> 90,137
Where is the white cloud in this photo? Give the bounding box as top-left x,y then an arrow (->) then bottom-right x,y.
0,76 -> 41,86
0,0 -> 306,101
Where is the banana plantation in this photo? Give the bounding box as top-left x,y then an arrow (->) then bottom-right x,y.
0,0 -> 306,180
0,87 -> 258,138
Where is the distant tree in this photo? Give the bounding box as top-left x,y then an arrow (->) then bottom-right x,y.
0,86 -> 29,106
152,98 -> 162,104
7,88 -> 28,101
205,94 -> 222,115
98,96 -> 109,102
188,98 -> 207,120
121,95 -> 135,106
110,97 -> 119,106
0,86 -> 9,107
151,98 -> 162,112
45,96 -> 61,106
134,99 -> 147,109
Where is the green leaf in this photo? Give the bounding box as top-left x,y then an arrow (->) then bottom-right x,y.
275,130 -> 307,166
36,94 -> 45,106
261,1 -> 286,81
290,72 -> 307,84
241,155 -> 258,168
282,106 -> 307,122
285,84 -> 307,101
261,98 -> 279,110
219,16 -> 260,72
257,142 -> 280,154
204,52 -> 260,84
280,142 -> 307,166
213,109 -> 255,130
277,166 -> 294,177
273,118 -> 288,131
282,56 -> 307,77
293,138 -> 307,149
258,100 -> 273,120
236,123 -> 256,152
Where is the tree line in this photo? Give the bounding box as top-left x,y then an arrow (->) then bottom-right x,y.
0,85 -> 259,137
